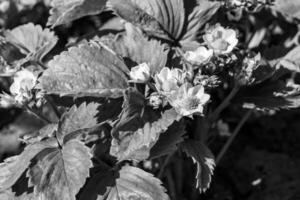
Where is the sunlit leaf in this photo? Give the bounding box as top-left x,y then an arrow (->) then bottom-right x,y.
98,23 -> 168,75
80,166 -> 169,200
107,0 -> 219,44
48,0 -> 107,27
4,23 -> 58,61
28,140 -> 93,200
0,139 -> 57,191
182,139 -> 215,193
57,102 -> 99,143
38,41 -> 129,98
110,108 -> 181,161
107,0 -> 173,41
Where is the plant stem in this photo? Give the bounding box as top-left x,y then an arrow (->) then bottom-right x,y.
36,60 -> 47,70
209,85 -> 240,121
158,151 -> 175,179
25,105 -> 51,124
45,96 -> 61,119
216,109 -> 253,164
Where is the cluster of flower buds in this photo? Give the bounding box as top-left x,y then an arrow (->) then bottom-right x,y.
184,24 -> 238,67
127,24 -> 242,117
128,63 -> 211,117
235,53 -> 261,85
0,68 -> 37,108
225,0 -> 275,12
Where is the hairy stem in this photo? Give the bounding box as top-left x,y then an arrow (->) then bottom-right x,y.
158,151 -> 175,179
216,109 -> 253,164
209,85 -> 240,121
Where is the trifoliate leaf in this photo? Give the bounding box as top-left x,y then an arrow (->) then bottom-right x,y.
180,0 -> 220,44
57,102 -> 99,143
28,140 -> 93,200
107,0 -> 220,44
4,23 -> 58,61
81,166 -> 169,200
110,108 -> 181,162
98,23 -> 168,75
150,120 -> 186,159
38,41 -> 129,98
107,0 -> 173,41
181,139 -> 215,193
0,139 -> 56,191
235,80 -> 300,111
48,0 -> 107,27
273,0 -> 300,21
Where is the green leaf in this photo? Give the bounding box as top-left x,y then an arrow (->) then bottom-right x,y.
38,41 -> 129,98
235,80 -> 300,111
22,123 -> 58,144
273,0 -> 300,20
28,140 -> 93,200
110,108 -> 181,161
107,0 -> 173,41
180,0 -> 220,44
48,0 -> 107,27
111,88 -> 157,136
182,139 -> 215,193
98,23 -> 168,75
4,23 -> 58,61
150,120 -> 186,159
107,0 -> 220,43
0,36 -> 25,65
0,189 -> 34,200
81,166 -> 169,200
0,139 -> 56,191
278,46 -> 300,73
57,102 -> 99,143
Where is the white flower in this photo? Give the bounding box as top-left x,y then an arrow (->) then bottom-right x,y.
168,83 -> 210,117
203,24 -> 238,54
154,67 -> 186,94
10,69 -> 37,104
129,63 -> 151,83
184,46 -> 213,65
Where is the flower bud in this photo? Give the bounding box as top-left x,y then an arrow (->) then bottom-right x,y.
129,63 -> 151,83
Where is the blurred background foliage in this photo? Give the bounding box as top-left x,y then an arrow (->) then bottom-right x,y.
0,0 -> 299,199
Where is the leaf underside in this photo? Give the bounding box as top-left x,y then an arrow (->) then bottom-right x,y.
182,139 -> 215,193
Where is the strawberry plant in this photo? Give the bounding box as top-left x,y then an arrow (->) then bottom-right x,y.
0,0 -> 300,199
